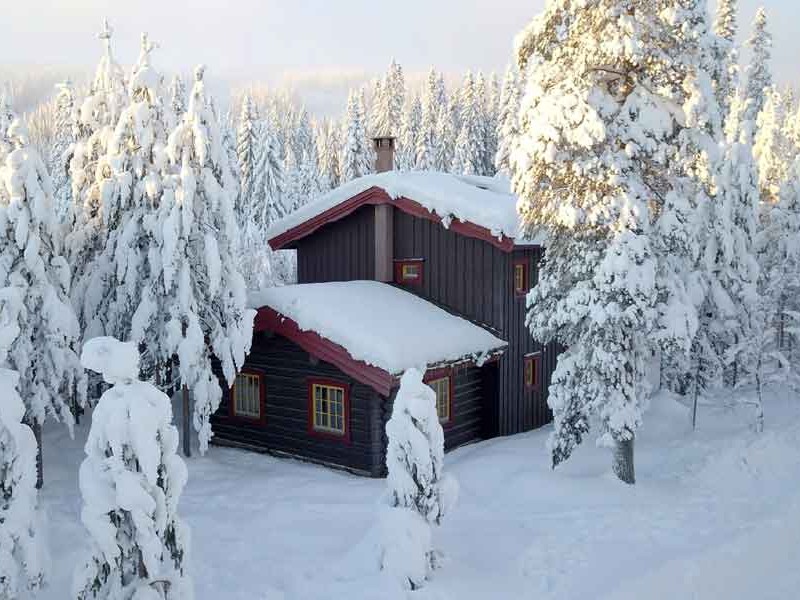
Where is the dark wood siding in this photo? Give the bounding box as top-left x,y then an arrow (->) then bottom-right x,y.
393,210 -> 506,329
212,333 -> 379,475
296,205 -> 375,283
392,210 -> 553,435
498,247 -> 554,434
377,363 -> 489,476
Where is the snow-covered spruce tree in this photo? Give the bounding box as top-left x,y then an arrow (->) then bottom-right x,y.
711,0 -> 739,127
754,87 -> 792,203
474,72 -> 494,176
240,120 -> 285,290
485,72 -> 501,176
0,308 -> 45,599
74,337 -> 192,600
512,0 -> 718,484
494,64 -> 521,176
755,162 -> 800,368
451,72 -> 485,176
318,118 -> 341,190
340,89 -> 373,182
397,96 -> 422,171
742,7 -> 772,127
372,60 -> 406,138
66,19 -> 128,331
167,75 -> 186,132
434,95 -> 456,173
381,368 -> 457,590
416,69 -> 443,172
50,79 -> 77,220
78,33 -> 170,346
236,94 -> 257,226
0,116 -> 86,485
135,65 -> 254,454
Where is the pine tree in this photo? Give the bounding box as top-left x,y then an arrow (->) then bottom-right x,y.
754,87 -> 792,203
236,94 -> 257,226
434,96 -> 456,173
167,74 -> 186,131
78,33 -> 169,347
485,72 -> 501,176
397,96 -> 422,171
416,68 -> 441,171
66,20 -> 129,332
495,64 -> 521,176
74,337 -> 192,600
372,60 -> 406,138
381,368 -> 457,590
318,118 -> 341,189
742,8 -> 772,127
50,79 -> 77,220
755,161 -> 800,372
473,72 -> 492,175
340,89 -> 373,182
513,0 -> 718,484
0,114 -> 87,487
137,65 -> 254,454
451,72 -> 485,175
711,0 -> 739,126
252,120 -> 285,228
0,362 -> 45,598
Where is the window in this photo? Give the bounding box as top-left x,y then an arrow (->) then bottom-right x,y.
513,259 -> 529,297
524,353 -> 541,390
230,372 -> 264,420
394,259 -> 424,286
425,371 -> 452,424
309,380 -> 349,438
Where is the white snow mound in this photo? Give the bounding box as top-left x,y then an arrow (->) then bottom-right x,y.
249,281 -> 508,374
81,336 -> 140,384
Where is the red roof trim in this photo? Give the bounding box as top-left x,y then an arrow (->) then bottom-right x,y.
254,306 -> 396,396
268,186 -> 515,253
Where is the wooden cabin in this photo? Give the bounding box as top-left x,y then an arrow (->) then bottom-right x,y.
211,138 -> 557,476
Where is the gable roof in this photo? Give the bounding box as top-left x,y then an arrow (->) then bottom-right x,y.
267,171 -> 536,252
249,281 -> 508,396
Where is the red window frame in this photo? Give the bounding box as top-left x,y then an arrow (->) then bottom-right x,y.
513,259 -> 529,297
524,352 -> 542,391
393,259 -> 425,287
307,378 -> 352,444
423,367 -> 454,427
228,369 -> 267,425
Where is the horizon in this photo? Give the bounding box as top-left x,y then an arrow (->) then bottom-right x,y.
1,1 -> 798,116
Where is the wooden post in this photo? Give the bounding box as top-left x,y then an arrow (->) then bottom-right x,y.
182,384 -> 191,458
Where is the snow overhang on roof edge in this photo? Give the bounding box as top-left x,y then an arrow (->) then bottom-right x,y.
253,306 -> 507,396
268,186 -> 521,253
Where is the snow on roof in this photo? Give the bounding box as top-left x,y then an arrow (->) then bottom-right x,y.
249,281 -> 508,375
266,170 -> 527,244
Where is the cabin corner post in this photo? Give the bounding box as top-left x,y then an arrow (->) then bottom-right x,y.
374,204 -> 394,282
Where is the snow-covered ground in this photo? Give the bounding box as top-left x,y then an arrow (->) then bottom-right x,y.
41,387 -> 800,599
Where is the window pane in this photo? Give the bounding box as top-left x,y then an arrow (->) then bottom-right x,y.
311,384 -> 345,434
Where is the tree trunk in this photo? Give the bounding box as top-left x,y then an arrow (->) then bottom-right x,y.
182,384 -> 192,458
691,359 -> 701,431
33,421 -> 43,489
612,435 -> 635,485
755,356 -> 765,434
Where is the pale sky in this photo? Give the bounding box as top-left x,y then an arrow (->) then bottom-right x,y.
1,1 -> 797,84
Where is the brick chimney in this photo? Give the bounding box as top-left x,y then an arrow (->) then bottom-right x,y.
373,136 -> 395,173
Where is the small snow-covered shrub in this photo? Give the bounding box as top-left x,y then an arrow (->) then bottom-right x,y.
0,368 -> 45,598
73,337 -> 192,600
381,368 -> 457,590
